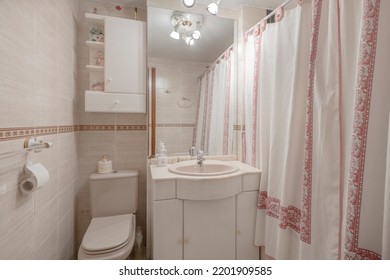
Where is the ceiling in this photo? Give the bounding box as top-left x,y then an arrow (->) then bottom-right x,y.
122,0 -> 289,63
148,7 -> 235,63
196,0 -> 286,9
106,0 -> 285,10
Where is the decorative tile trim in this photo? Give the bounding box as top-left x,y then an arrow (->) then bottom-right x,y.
35,126 -> 59,136
79,124 -> 146,131
117,125 -> 147,131
233,125 -> 245,131
59,125 -> 79,134
0,127 -> 35,141
0,124 -> 146,141
79,125 -> 115,131
155,123 -> 195,128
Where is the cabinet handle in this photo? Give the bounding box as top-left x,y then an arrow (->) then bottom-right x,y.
184,238 -> 189,245
114,100 -> 119,105
107,77 -> 113,82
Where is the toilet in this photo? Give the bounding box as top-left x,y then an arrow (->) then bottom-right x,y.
78,170 -> 138,260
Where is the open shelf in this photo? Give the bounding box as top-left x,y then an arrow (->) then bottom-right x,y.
86,40 -> 104,49
86,65 -> 104,71
85,12 -> 105,24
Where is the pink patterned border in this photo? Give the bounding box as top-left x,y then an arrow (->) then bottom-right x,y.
223,49 -> 232,155
344,0 -> 381,260
205,67 -> 215,153
200,73 -> 210,150
258,191 -> 302,233
251,24 -> 262,167
193,78 -> 203,146
298,0 -> 323,245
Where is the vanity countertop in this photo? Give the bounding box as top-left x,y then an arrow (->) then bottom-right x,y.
150,160 -> 261,181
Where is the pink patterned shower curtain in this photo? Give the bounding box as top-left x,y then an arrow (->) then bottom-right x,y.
245,0 -> 390,259
193,48 -> 235,155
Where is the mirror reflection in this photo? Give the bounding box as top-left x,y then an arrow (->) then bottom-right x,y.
147,5 -> 235,156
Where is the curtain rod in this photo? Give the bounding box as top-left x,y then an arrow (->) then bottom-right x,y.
198,44 -> 234,80
246,0 -> 293,35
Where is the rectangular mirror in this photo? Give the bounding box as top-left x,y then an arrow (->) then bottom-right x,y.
147,3 -> 235,157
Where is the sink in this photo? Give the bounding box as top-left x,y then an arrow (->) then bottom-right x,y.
168,160 -> 239,176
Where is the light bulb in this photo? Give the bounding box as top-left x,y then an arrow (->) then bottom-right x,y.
185,37 -> 194,45
170,30 -> 180,40
207,1 -> 220,15
192,30 -> 201,40
183,0 -> 195,8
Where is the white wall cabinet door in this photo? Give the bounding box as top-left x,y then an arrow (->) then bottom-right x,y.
183,197 -> 236,260
153,199 -> 183,260
236,191 -> 260,259
104,17 -> 146,94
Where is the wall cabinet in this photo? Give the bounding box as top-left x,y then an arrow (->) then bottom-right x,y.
84,13 -> 146,113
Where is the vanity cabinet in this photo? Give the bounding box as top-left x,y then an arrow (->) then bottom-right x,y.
84,13 -> 146,113
150,162 -> 261,260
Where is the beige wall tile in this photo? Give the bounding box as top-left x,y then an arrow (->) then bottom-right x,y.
0,0 -> 78,260
0,216 -> 35,260
0,186 -> 34,245
35,198 -> 58,250
35,229 -> 58,260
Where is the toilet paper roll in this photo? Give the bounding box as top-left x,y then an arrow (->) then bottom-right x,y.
98,159 -> 113,174
19,161 -> 50,194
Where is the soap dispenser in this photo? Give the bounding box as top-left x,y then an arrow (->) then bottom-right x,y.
157,141 -> 167,167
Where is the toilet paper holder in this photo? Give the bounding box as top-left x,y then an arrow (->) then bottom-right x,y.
0,137 -> 53,161
24,137 -> 53,153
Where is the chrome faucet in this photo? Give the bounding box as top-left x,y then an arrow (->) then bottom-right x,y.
197,150 -> 205,166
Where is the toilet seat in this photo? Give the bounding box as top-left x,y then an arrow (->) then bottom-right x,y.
78,214 -> 136,260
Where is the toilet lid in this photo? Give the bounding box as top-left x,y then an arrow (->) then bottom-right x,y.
82,214 -> 133,253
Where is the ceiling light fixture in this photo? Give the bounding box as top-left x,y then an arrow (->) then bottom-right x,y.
182,0 -> 195,8
170,11 -> 203,46
207,0 -> 220,15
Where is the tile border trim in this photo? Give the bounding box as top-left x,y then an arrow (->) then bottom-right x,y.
0,124 -> 146,142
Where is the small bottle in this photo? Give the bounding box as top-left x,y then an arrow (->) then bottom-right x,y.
157,141 -> 167,167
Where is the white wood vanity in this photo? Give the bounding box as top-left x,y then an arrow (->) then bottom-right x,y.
149,160 -> 261,260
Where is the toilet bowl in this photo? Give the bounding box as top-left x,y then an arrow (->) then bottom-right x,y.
78,170 -> 138,260
78,214 -> 136,260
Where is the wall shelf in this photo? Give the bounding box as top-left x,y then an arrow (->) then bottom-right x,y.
85,12 -> 105,24
85,40 -> 104,49
86,65 -> 104,71
84,13 -> 146,113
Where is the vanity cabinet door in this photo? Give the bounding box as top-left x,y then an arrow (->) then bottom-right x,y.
153,199 -> 183,260
236,191 -> 260,259
183,196 -> 235,260
104,17 -> 146,94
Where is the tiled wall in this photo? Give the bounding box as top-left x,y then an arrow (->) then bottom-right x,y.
0,0 -> 78,259
149,58 -> 209,154
76,0 -> 148,250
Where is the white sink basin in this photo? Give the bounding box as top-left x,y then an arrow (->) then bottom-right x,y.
168,160 -> 239,176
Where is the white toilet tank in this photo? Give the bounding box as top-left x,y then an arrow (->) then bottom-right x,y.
89,170 -> 138,218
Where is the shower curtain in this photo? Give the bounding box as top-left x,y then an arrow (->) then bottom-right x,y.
193,48 -> 235,155
244,0 -> 390,259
